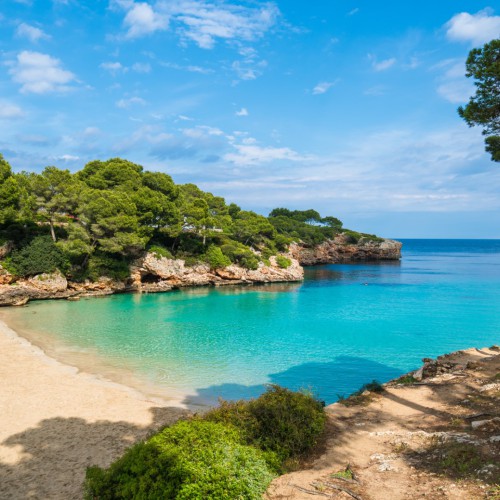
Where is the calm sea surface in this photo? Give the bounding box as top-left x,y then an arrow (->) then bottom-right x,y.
3,239 -> 500,406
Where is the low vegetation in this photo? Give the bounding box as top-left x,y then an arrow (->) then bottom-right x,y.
337,380 -> 384,407
84,385 -> 326,499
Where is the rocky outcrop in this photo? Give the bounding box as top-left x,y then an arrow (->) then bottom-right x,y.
0,253 -> 303,306
130,253 -> 303,293
290,234 -> 402,265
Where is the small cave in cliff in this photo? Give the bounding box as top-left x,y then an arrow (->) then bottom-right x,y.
140,273 -> 162,284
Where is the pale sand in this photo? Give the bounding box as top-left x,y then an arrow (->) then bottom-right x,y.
0,319 -> 188,500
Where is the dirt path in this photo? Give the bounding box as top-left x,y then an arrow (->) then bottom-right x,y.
267,347 -> 500,500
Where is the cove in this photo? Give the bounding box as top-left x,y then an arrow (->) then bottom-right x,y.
3,239 -> 500,407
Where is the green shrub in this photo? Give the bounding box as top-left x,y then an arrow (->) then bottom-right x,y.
84,386 -> 327,498
204,245 -> 231,269
275,255 -> 291,269
84,421 -> 274,500
221,242 -> 259,270
148,244 -> 173,260
206,385 -> 326,466
6,235 -> 69,277
79,253 -> 131,282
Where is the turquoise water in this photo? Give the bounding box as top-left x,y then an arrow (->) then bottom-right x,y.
4,239 -> 500,406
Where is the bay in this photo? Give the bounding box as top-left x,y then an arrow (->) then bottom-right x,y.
3,239 -> 500,407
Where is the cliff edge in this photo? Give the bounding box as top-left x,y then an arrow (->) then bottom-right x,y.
290,234 -> 402,266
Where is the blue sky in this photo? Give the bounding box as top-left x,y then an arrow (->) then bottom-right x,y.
1,1 -> 500,238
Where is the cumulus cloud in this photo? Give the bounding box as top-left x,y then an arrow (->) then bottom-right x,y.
123,2 -> 168,38
115,1 -> 280,48
9,51 -> 76,94
0,101 -> 24,119
445,9 -> 500,45
312,81 -> 337,95
235,107 -> 248,116
16,23 -> 50,42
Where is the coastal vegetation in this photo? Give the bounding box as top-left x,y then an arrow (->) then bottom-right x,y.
84,385 -> 326,499
0,154 -> 380,281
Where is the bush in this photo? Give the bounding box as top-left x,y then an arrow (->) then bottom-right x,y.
221,243 -> 259,270
84,386 -> 327,498
78,253 -> 131,282
148,244 -> 173,260
204,245 -> 231,269
205,385 -> 326,466
275,255 -> 291,269
84,421 -> 274,500
6,235 -> 69,277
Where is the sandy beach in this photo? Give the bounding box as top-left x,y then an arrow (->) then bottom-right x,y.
0,318 -> 188,500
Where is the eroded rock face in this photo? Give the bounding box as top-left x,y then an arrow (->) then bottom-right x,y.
290,235 -> 402,266
132,252 -> 304,292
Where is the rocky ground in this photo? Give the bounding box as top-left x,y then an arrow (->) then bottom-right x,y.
267,347 -> 500,500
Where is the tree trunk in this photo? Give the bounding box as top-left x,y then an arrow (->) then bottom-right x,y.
49,219 -> 57,242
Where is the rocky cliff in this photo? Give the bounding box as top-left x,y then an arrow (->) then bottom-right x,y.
290,234 -> 402,266
0,253 -> 303,306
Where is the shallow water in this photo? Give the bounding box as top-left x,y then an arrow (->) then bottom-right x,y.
4,239 -> 500,406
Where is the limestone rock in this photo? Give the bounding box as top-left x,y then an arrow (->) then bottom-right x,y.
26,271 -> 68,293
289,235 -> 402,265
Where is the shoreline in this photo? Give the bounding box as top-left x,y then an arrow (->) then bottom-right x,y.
0,317 -> 189,499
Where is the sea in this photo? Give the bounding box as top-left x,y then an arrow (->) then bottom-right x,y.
3,239 -> 500,407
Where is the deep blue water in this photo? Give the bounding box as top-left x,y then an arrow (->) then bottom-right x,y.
5,239 -> 500,407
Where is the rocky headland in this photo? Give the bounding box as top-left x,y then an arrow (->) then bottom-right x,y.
0,235 -> 401,306
291,234 -> 402,266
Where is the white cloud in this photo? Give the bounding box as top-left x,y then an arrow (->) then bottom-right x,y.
446,9 -> 500,45
371,57 -> 396,72
437,81 -> 474,104
434,59 -> 474,104
9,51 -> 76,94
236,107 -> 248,116
116,96 -> 147,108
123,2 -> 168,38
131,62 -> 151,72
16,23 -> 50,42
56,154 -> 80,161
224,143 -> 306,166
312,81 -> 336,95
115,1 -> 280,48
0,101 -> 24,119
100,61 -> 128,74
347,8 -> 359,16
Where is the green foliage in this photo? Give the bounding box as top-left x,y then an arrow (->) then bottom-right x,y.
6,235 -> 69,277
275,255 -> 291,269
85,386 -> 327,499
205,385 -> 326,465
338,380 -> 384,407
458,39 -> 500,162
79,253 -> 131,282
204,245 -> 231,269
84,421 -> 275,500
0,154 -> 354,283
148,245 -> 173,260
221,242 -> 259,270
268,208 -> 342,247
395,374 -> 417,385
